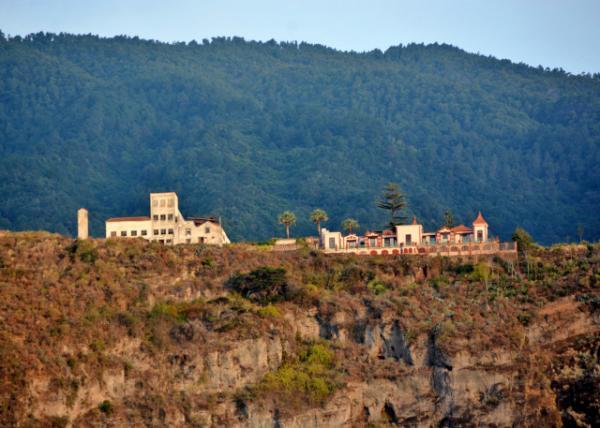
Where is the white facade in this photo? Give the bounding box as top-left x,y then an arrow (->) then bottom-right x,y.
321,228 -> 343,250
473,212 -> 489,242
396,223 -> 423,246
106,192 -> 230,246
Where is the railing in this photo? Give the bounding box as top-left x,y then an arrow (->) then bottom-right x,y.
326,238 -> 517,256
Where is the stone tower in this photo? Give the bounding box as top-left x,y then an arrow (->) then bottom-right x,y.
77,208 -> 89,239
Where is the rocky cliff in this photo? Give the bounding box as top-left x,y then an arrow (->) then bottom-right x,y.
0,233 -> 598,427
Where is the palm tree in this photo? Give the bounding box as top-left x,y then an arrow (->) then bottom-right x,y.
278,211 -> 296,238
310,208 -> 328,243
341,218 -> 359,235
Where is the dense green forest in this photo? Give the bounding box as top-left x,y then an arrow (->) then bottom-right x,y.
0,31 -> 599,243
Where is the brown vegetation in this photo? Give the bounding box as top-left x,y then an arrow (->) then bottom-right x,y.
0,233 -> 598,426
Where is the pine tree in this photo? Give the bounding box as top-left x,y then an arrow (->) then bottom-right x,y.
443,210 -> 455,228
376,182 -> 407,228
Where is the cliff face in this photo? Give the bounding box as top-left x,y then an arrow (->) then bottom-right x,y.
0,233 -> 598,427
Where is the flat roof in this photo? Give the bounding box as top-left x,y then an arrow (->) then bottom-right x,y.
106,216 -> 150,223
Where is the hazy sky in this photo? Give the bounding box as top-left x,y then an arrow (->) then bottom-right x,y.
1,0 -> 599,73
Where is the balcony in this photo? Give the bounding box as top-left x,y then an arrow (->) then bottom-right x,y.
326,238 -> 516,257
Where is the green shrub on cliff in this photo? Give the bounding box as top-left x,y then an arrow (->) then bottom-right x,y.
258,341 -> 340,405
226,267 -> 289,305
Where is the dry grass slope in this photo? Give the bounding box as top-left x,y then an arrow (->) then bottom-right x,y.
0,233 -> 598,427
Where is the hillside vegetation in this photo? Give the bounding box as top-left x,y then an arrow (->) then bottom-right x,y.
0,233 -> 598,426
0,32 -> 599,242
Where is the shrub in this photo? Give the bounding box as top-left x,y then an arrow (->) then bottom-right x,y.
257,304 -> 281,318
512,227 -> 534,262
68,239 -> 98,263
49,415 -> 69,428
258,341 -> 339,405
339,265 -> 373,289
471,263 -> 491,282
453,263 -> 474,275
98,400 -> 113,415
517,311 -> 532,326
226,267 -> 289,305
367,278 -> 389,295
89,339 -> 106,353
201,257 -> 215,268
149,302 -> 181,320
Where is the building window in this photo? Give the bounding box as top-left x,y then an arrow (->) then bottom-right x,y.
186,239 -> 191,244
205,226 -> 210,234
131,230 -> 137,236
153,199 -> 158,207
185,228 -> 191,236
141,230 -> 147,236
153,215 -> 158,221
159,239 -> 165,244
161,229 -> 166,235
154,229 -> 159,235
405,234 -> 412,245
167,214 -> 173,221
160,214 -> 166,221
477,230 -> 483,241
168,228 -> 174,235
198,237 -> 205,243
166,239 -> 172,244
160,199 -> 166,207
110,231 -> 117,237
168,198 -> 174,207
121,231 -> 127,237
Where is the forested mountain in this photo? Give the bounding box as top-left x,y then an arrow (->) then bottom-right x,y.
1,32 -> 599,243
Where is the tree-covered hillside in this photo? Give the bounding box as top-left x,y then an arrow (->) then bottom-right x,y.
0,32 -> 599,243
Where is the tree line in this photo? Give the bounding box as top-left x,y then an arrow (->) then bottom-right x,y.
0,32 -> 599,243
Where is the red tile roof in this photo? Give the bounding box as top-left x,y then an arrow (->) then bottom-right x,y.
451,224 -> 473,234
106,216 -> 150,223
473,211 -> 488,225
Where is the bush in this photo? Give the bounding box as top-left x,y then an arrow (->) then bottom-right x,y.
68,239 -> 98,263
257,304 -> 281,318
471,263 -> 491,282
512,227 -> 534,261
367,278 -> 389,295
258,341 -> 339,405
149,302 -> 181,320
226,267 -> 289,305
98,400 -> 113,415
339,265 -> 373,289
452,263 -> 474,275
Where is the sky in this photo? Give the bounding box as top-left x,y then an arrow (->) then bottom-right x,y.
1,0 -> 599,74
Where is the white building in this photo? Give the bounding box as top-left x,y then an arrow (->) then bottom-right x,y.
319,212 -> 515,257
105,192 -> 230,246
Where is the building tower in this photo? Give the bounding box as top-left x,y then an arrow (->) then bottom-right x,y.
77,208 -> 89,239
472,211 -> 488,242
